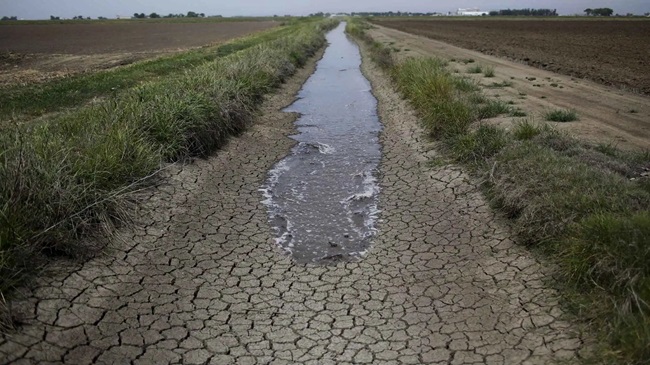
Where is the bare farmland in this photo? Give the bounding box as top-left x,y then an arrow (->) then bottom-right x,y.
375,19 -> 650,95
0,21 -> 277,85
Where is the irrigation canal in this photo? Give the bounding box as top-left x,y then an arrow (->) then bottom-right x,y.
262,22 -> 382,264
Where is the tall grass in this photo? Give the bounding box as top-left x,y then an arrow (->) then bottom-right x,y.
0,19 -> 339,294
348,18 -> 650,364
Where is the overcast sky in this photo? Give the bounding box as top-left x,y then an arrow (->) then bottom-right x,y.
1,0 -> 647,19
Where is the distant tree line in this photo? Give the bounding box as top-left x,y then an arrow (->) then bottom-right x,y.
309,11 -> 440,17
49,15 -> 91,20
134,11 -> 206,19
1,16 -> 18,21
353,11 -> 440,16
584,8 -> 614,16
489,8 -> 558,16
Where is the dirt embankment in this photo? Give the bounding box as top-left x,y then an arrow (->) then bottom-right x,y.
376,19 -> 650,95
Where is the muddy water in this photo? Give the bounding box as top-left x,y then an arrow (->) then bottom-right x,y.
261,23 -> 382,264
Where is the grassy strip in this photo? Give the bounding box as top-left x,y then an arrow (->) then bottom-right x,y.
0,19 -> 339,296
348,20 -> 650,364
0,24 -> 298,120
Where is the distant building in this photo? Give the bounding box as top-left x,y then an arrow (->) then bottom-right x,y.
456,8 -> 488,16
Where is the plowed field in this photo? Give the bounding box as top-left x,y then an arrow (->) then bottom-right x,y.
375,19 -> 650,95
0,21 -> 276,85
0,21 -> 276,54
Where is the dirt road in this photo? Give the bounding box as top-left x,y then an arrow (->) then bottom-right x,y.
0,27 -> 588,364
369,25 -> 650,151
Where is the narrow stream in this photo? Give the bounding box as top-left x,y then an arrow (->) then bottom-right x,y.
261,22 -> 382,264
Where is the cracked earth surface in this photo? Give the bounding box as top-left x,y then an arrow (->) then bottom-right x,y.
1,36 -> 589,364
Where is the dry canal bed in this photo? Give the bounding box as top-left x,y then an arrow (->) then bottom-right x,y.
0,23 -> 588,364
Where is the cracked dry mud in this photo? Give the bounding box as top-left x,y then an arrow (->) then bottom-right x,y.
1,32 -> 589,364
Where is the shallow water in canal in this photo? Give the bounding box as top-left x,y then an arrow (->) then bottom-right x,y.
261,22 -> 382,264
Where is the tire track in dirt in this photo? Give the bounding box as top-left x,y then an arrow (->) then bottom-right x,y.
0,34 -> 589,365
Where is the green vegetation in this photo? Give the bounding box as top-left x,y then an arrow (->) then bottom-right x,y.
584,8 -> 615,17
348,19 -> 650,364
466,64 -> 483,74
0,19 -> 338,295
489,8 -> 558,16
545,108 -> 578,122
477,100 -> 511,118
482,66 -> 495,77
0,25 -> 300,121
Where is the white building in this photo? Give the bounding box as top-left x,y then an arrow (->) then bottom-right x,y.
456,8 -> 488,16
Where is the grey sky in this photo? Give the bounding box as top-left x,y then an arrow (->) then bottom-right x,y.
0,0 -> 647,19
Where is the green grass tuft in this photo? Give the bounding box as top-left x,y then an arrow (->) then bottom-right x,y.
392,58 -> 475,138
477,100 -> 511,119
512,119 -> 546,140
545,109 -> 578,122
451,125 -> 508,165
466,64 -> 483,74
483,66 -> 495,77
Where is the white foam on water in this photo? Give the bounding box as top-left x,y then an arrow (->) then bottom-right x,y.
297,141 -> 336,155
315,142 -> 335,155
340,170 -> 381,239
259,159 -> 290,207
275,218 -> 295,252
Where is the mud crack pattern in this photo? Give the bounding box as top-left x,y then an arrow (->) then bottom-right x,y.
0,45 -> 588,364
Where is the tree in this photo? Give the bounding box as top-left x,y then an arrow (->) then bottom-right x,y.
592,8 -> 614,16
187,11 -> 199,18
584,8 -> 593,16
133,13 -> 146,19
489,8 -> 558,16
50,15 -> 60,20
149,12 -> 160,18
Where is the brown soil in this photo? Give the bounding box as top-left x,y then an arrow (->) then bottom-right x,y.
367,24 -> 650,151
375,19 -> 650,95
0,21 -> 276,54
0,21 -> 276,85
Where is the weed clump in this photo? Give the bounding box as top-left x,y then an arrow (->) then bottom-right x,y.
466,64 -> 483,74
545,109 -> 578,122
477,100 -> 511,119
